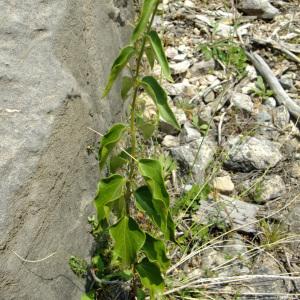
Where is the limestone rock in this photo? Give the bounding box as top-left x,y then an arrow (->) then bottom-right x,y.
213,175 -> 235,194
0,1 -> 132,299
255,175 -> 286,203
194,195 -> 259,233
170,60 -> 191,74
231,92 -> 254,113
170,137 -> 217,183
225,136 -> 282,172
162,135 -> 180,148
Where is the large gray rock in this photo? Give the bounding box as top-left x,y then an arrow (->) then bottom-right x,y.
0,1 -> 132,299
225,136 -> 282,172
238,0 -> 280,20
194,195 -> 260,233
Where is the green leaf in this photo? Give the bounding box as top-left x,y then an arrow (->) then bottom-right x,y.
131,0 -> 159,43
141,76 -> 180,130
136,114 -> 157,139
136,159 -> 175,241
109,148 -> 131,173
147,31 -> 173,81
137,288 -> 146,300
145,46 -> 156,69
143,234 -> 170,272
102,46 -> 136,97
81,291 -> 95,300
166,211 -> 176,242
121,76 -> 134,100
138,159 -> 169,207
94,175 -> 126,226
136,257 -> 164,299
98,123 -> 127,170
256,76 -> 265,92
135,186 -> 166,234
110,216 -> 146,267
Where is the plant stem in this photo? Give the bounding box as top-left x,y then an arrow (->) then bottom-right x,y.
126,2 -> 159,213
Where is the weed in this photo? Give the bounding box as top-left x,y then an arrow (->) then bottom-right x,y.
251,76 -> 273,101
69,256 -> 88,278
259,220 -> 287,251
70,1 -> 180,299
199,40 -> 248,77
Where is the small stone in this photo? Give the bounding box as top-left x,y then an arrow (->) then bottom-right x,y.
165,79 -> 196,97
165,47 -> 178,59
173,53 -> 187,62
246,65 -> 257,80
238,0 -> 280,20
273,105 -> 290,129
180,122 -> 201,143
264,97 -> 277,108
170,60 -> 191,74
188,59 -> 215,77
171,137 -> 216,183
213,175 -> 235,194
184,0 -> 195,8
280,76 -> 294,90
290,162 -> 300,178
255,175 -> 286,203
242,82 -> 256,94
162,135 -> 180,148
231,92 -> 254,113
256,110 -> 272,123
225,136 -> 282,172
204,91 -> 215,103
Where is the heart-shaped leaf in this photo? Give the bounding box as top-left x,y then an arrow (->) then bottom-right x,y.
143,233 -> 170,272
121,76 -> 134,100
136,257 -> 164,299
147,31 -> 173,81
131,0 -> 159,43
94,175 -> 126,227
110,216 -> 146,267
141,76 -> 180,130
103,46 -> 136,97
98,123 -> 127,170
138,159 -> 169,207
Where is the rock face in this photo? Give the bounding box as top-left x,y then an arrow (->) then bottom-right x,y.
0,1 -> 132,299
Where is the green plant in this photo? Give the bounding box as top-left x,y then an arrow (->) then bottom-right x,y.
259,220 -> 287,251
251,76 -> 273,100
199,40 -> 247,77
73,1 -> 181,299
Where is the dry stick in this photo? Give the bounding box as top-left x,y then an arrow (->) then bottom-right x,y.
246,52 -> 300,119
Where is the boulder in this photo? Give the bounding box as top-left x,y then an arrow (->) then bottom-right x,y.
225,136 -> 282,172
0,1 -> 132,299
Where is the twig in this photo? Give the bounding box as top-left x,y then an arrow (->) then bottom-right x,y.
246,52 -> 300,119
90,268 -> 129,286
12,250 -> 56,263
218,111 -> 226,146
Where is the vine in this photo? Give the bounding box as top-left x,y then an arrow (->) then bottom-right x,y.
73,1 -> 179,299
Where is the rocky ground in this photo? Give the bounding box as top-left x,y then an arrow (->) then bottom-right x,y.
139,0 -> 300,299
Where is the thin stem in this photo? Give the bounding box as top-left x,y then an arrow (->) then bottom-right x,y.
126,2 -> 160,213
